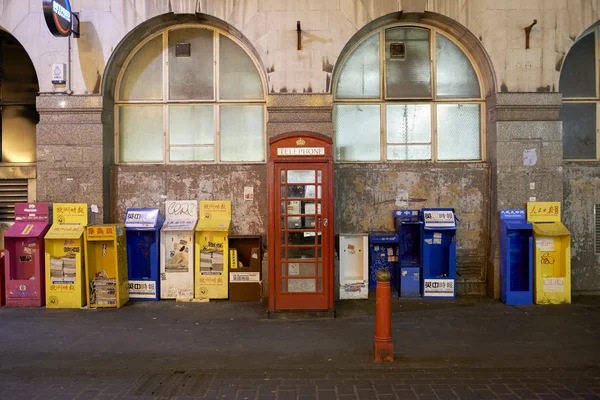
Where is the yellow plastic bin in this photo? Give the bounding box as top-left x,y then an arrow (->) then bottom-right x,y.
44,203 -> 88,308
527,202 -> 571,304
194,201 -> 231,300
84,224 -> 129,308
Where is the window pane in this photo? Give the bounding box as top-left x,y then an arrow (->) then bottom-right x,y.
334,104 -> 380,161
560,33 -> 595,98
1,106 -> 37,163
436,34 -> 480,98
288,279 -> 316,292
119,106 -> 164,162
561,103 -> 597,159
219,35 -> 263,100
220,106 -> 264,161
387,145 -> 431,160
168,28 -> 214,100
120,35 -> 163,100
385,27 -> 431,98
437,104 -> 481,160
169,106 -> 214,145
336,33 -> 380,99
170,146 -> 214,162
386,104 -> 431,144
288,170 -> 315,184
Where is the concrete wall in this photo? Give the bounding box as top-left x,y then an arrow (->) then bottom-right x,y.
114,165 -> 268,235
1,0 -> 599,95
335,163 -> 490,294
563,165 -> 600,294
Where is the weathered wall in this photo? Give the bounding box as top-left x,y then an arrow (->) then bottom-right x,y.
335,163 -> 489,295
36,95 -> 104,224
487,93 -> 563,298
2,0 -> 600,95
563,165 -> 600,294
114,165 -> 268,236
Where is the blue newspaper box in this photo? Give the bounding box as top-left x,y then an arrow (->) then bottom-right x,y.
125,208 -> 163,301
500,209 -> 533,305
394,210 -> 422,297
421,208 -> 457,299
368,233 -> 399,290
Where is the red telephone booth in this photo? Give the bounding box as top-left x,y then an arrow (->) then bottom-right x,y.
0,250 -> 5,307
268,132 -> 334,312
4,203 -> 50,307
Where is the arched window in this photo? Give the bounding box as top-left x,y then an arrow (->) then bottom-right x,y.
559,28 -> 599,161
116,25 -> 266,164
333,25 -> 484,162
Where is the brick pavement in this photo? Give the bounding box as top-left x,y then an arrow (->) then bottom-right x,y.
0,297 -> 599,399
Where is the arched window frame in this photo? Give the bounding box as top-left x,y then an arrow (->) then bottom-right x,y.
114,24 -> 268,165
333,23 -> 486,163
560,26 -> 600,162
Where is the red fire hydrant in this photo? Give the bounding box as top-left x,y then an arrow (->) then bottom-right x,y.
374,269 -> 393,362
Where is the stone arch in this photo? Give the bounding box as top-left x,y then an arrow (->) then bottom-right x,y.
331,11 -> 496,98
100,12 -> 269,222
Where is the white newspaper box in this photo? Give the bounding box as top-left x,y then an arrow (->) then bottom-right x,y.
339,234 -> 368,299
160,200 -> 198,300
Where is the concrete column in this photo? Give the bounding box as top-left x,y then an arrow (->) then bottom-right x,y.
486,93 -> 563,299
36,95 -> 104,224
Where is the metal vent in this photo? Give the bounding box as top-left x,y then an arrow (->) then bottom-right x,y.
596,204 -> 600,255
0,179 -> 28,222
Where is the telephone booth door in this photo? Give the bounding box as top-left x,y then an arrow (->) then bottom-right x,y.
268,132 -> 334,312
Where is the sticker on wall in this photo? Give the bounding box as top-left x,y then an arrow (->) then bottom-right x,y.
395,188 -> 408,207
523,149 -> 537,166
244,186 -> 254,201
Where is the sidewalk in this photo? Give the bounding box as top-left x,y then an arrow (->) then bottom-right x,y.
0,297 -> 599,399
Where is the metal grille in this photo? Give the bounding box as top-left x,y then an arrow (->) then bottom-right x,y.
0,179 -> 28,222
595,204 -> 600,254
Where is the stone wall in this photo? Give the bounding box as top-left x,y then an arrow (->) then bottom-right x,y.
36,95 -> 104,224
487,93 -> 563,298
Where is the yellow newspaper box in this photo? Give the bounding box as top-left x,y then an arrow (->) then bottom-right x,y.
195,201 -> 231,299
84,224 -> 129,308
527,202 -> 571,304
44,203 -> 88,308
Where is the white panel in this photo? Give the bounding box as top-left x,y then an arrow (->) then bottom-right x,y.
160,231 -> 194,299
339,234 -> 368,300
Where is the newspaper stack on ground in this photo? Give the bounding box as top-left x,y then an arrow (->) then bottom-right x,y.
50,257 -> 64,283
62,256 -> 77,283
89,270 -> 116,305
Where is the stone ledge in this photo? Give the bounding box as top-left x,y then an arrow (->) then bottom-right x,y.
487,93 -> 562,122
36,94 -> 102,112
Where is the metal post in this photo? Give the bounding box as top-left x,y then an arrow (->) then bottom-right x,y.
374,269 -> 393,362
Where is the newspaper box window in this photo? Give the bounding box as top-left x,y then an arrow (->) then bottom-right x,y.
84,224 -> 129,308
44,203 -> 88,308
395,210 -> 423,298
421,208 -> 457,299
500,209 -> 534,306
368,232 -> 399,292
527,202 -> 572,304
3,203 -> 50,307
160,200 -> 198,300
125,208 -> 163,301
194,201 -> 231,300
